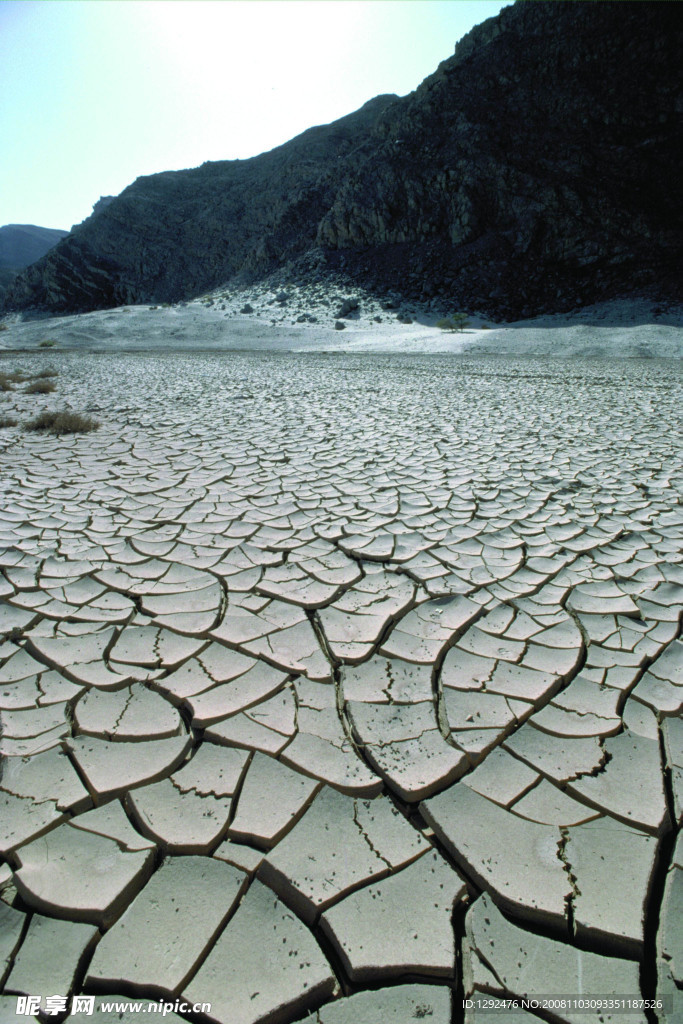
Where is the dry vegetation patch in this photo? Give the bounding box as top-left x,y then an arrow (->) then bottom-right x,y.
0,371 -> 28,389
1,368 -> 59,390
24,411 -> 100,435
25,379 -> 57,394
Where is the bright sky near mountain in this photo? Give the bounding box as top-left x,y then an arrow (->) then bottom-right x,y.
0,0 -> 509,231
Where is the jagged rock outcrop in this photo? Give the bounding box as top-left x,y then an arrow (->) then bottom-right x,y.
5,1 -> 681,319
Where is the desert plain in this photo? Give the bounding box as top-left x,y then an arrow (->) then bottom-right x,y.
0,291 -> 681,1023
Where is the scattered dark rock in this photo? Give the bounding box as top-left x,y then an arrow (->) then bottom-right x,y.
336,297 -> 360,318
240,304 -> 254,314
334,321 -> 346,331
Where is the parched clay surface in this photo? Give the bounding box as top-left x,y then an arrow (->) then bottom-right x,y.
0,350 -> 681,1021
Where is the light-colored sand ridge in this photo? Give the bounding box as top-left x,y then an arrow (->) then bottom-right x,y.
1,291 -> 681,358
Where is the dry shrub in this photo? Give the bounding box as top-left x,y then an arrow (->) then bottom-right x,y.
25,411 -> 100,435
25,380 -> 56,394
0,371 -> 29,390
0,415 -> 18,428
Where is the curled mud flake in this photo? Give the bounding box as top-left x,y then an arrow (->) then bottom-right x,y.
86,856 -> 248,996
14,825 -> 155,927
320,850 -> 467,982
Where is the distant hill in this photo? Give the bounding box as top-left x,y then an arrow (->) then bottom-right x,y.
0,224 -> 69,270
0,224 -> 69,303
4,1 -> 681,320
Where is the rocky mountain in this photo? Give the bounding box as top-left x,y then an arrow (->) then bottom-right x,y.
0,224 -> 68,303
4,1 -> 681,319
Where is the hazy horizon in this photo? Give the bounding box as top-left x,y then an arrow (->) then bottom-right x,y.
1,0 -> 509,232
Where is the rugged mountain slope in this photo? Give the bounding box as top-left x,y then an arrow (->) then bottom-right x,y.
5,1 -> 681,318
0,224 -> 68,303
3,97 -> 399,314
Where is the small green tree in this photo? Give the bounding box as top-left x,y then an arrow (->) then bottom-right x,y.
436,312 -> 470,332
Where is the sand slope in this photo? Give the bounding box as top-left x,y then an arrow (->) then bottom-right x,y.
1,291 -> 681,358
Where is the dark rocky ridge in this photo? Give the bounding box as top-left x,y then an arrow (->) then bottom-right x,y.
5,1 -> 682,320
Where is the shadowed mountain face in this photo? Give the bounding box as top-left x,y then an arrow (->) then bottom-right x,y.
5,1 -> 681,319
0,224 -> 69,270
0,224 -> 68,303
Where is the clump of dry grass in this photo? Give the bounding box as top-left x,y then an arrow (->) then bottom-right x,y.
25,411 -> 100,435
0,370 -> 29,390
0,415 -> 18,428
25,379 -> 56,394
1,368 -> 60,390
39,340 -> 56,348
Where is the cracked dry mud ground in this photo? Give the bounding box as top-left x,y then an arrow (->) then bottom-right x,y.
0,350 -> 681,1024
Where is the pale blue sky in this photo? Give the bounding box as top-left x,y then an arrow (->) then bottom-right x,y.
0,1 -> 510,231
